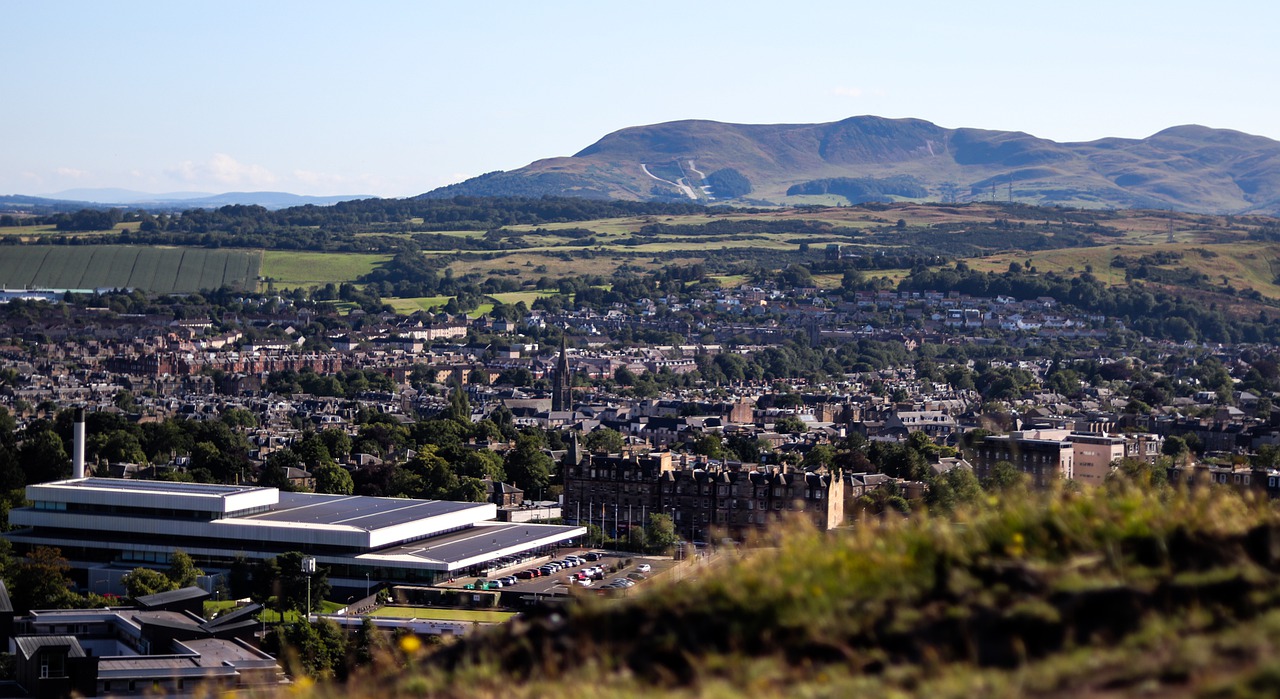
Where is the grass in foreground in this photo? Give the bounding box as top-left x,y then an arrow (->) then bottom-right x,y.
289,480 -> 1280,698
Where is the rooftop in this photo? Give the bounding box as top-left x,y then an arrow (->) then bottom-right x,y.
244,492 -> 483,532
367,521 -> 587,569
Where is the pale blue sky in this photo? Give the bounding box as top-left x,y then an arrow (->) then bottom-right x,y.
3,0 -> 1277,198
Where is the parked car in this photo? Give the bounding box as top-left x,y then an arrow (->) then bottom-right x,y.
637,563 -> 651,573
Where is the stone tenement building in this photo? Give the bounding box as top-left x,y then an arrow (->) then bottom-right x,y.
972,429 -> 1075,489
562,445 -> 844,542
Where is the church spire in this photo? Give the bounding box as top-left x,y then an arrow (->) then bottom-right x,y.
552,332 -> 571,412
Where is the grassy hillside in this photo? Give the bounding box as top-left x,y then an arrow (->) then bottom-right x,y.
301,481 -> 1280,698
427,116 -> 1280,215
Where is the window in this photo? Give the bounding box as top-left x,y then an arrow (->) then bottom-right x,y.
39,653 -> 65,679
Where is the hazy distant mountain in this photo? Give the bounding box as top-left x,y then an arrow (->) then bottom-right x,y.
30,189 -> 370,210
423,116 -> 1280,214
43,188 -> 217,203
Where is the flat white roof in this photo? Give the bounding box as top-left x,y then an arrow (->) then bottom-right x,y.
27,478 -> 279,515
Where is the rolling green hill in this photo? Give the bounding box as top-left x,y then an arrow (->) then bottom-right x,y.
424,116 -> 1280,215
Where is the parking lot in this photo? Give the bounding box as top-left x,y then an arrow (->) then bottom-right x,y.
444,549 -> 679,599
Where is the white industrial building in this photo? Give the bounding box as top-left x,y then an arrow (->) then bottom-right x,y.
5,478 -> 585,592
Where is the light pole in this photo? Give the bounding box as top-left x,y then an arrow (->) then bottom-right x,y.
365,572 -> 370,602
302,557 -> 316,623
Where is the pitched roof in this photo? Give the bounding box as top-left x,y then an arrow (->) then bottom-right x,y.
134,586 -> 209,608
15,635 -> 85,660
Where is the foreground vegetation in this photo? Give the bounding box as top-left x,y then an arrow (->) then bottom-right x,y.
286,479 -> 1280,697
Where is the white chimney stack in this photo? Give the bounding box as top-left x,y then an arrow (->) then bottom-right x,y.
72,407 -> 85,479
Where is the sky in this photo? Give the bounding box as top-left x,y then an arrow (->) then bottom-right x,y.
3,0 -> 1278,199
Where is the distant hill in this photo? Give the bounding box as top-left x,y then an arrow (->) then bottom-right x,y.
43,188 -> 217,203
423,116 -> 1280,214
23,189 -> 371,211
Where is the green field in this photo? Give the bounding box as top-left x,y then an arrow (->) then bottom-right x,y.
260,251 -> 390,290
384,295 -> 453,314
0,221 -> 139,239
710,274 -> 749,288
368,606 -> 517,623
0,245 -> 259,293
488,290 -> 555,306
970,241 -> 1280,300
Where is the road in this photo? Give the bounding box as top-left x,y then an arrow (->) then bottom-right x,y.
641,163 -> 698,200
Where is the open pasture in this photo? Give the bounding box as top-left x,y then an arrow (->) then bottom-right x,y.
260,251 -> 390,290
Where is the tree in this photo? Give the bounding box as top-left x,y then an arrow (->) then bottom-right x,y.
984,461 -> 1027,492
313,462 -> 354,495
397,445 -> 456,499
11,546 -> 78,612
229,554 -> 254,600
319,428 -> 352,460
18,428 -> 70,484
446,385 -> 471,423
99,430 -> 147,465
167,549 -> 204,588
350,615 -> 390,667
504,436 -> 552,494
801,444 -> 836,470
1163,436 -> 1189,458
773,416 -> 806,434
458,449 -> 505,482
276,552 -> 330,613
1108,457 -> 1168,488
258,449 -> 301,490
582,428 -> 624,454
250,556 -> 282,609
449,476 -> 488,503
220,407 -> 258,429
645,513 -> 679,551
926,467 -> 983,513
294,434 -> 334,470
271,619 -> 348,679
124,567 -> 178,598
614,367 -> 638,386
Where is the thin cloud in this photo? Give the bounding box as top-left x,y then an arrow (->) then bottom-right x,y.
167,154 -> 277,188
832,87 -> 864,98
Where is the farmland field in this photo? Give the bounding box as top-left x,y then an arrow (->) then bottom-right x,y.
0,246 -> 259,293
969,242 -> 1280,300
383,295 -> 453,314
488,290 -> 555,306
260,251 -> 390,290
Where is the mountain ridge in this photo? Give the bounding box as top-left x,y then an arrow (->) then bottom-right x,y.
424,116 -> 1280,214
12,189 -> 371,211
